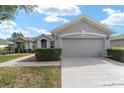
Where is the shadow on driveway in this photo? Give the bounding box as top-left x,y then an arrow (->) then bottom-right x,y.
61,57 -> 107,68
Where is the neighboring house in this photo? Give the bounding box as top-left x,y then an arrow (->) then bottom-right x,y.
13,16 -> 113,57
0,38 -> 13,45
111,34 -> 124,47
0,38 -> 12,45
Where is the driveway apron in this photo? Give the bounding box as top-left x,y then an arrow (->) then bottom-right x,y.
62,57 -> 124,88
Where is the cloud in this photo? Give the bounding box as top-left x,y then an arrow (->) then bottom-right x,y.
0,20 -> 16,30
0,20 -> 29,39
35,5 -> 81,23
101,8 -> 124,26
35,5 -> 81,16
44,15 -> 69,23
27,27 -> 51,35
0,20 -> 51,39
0,20 -> 28,34
102,8 -> 120,15
0,32 -> 10,39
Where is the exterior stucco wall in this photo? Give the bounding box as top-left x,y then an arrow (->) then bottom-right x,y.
29,42 -> 33,49
25,42 -> 28,49
37,40 -> 41,48
111,40 -> 124,47
55,38 -> 61,48
56,21 -> 109,36
25,41 -> 33,49
104,38 -> 111,56
36,36 -> 51,48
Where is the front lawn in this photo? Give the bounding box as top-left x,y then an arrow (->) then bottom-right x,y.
0,67 -> 61,88
0,53 -> 30,63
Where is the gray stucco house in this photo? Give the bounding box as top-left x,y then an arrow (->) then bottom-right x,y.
13,16 -> 113,57
0,38 -> 12,45
111,34 -> 124,47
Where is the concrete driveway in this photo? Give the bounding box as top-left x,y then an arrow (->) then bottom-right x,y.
62,57 -> 124,88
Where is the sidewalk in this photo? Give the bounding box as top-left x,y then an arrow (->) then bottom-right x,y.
0,54 -> 60,67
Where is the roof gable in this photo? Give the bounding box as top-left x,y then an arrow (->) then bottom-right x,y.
52,16 -> 113,34
33,34 -> 52,40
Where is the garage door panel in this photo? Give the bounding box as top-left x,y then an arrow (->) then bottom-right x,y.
62,38 -> 103,57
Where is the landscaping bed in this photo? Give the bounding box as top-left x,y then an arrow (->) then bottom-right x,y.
0,53 -> 30,63
0,67 -> 61,88
107,46 -> 124,62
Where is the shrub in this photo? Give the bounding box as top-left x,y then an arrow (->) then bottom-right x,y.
4,46 -> 12,53
107,49 -> 112,56
15,48 -> 19,53
26,49 -> 33,53
15,48 -> 24,53
14,48 -> 33,53
35,48 -> 62,61
107,48 -> 124,62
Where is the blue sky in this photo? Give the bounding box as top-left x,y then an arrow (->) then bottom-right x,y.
0,5 -> 124,39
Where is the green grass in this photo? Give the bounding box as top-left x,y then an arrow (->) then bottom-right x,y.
0,54 -> 29,63
112,46 -> 124,49
0,67 -> 61,88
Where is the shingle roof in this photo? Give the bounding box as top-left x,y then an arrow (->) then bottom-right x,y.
32,34 -> 53,40
16,34 -> 54,42
111,33 -> 124,40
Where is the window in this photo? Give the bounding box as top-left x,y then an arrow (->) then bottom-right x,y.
50,41 -> 55,48
41,39 -> 47,48
16,42 -> 21,48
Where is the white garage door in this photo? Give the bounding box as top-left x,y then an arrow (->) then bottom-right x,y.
62,38 -> 103,57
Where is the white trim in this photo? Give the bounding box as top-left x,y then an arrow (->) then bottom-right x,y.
81,30 -> 85,36
60,32 -> 106,38
86,32 -> 106,37
102,38 -> 105,57
103,38 -> 106,57
60,38 -> 62,48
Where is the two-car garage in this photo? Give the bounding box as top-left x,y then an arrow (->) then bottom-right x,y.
53,16 -> 112,58
62,38 -> 104,57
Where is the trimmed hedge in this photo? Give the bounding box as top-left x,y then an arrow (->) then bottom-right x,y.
35,48 -> 62,61
107,48 -> 124,62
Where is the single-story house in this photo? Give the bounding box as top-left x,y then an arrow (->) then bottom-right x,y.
13,16 -> 113,57
111,34 -> 124,47
13,34 -> 55,49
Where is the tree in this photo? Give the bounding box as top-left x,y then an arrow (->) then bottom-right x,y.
7,32 -> 24,41
0,5 -> 37,21
7,32 -> 25,53
19,32 -> 24,37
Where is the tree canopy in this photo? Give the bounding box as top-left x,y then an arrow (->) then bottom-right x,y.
7,32 -> 24,41
0,5 -> 37,21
